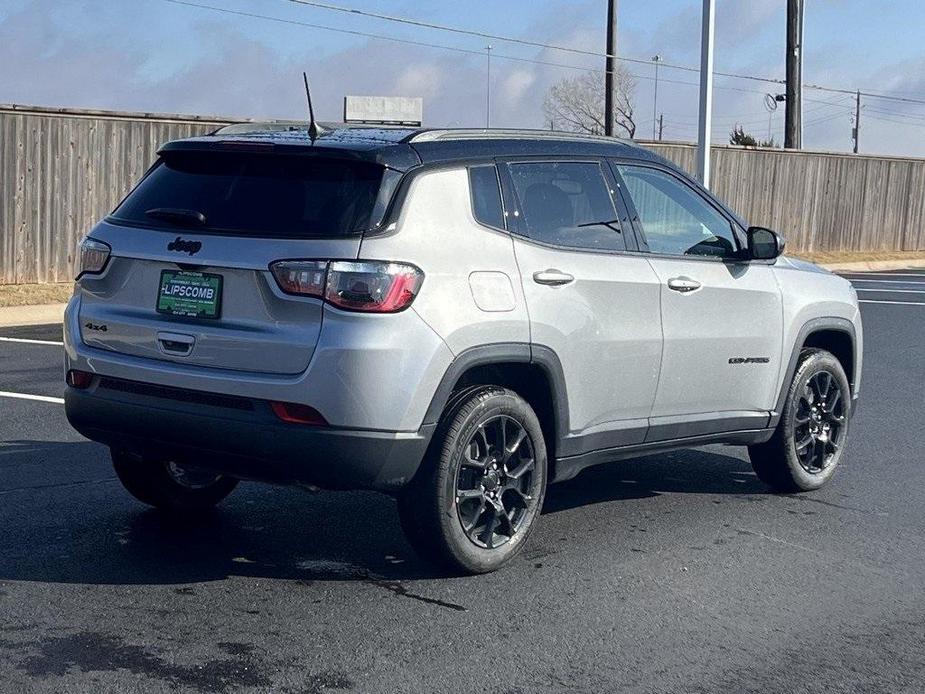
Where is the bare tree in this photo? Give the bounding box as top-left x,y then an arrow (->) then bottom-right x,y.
543,68 -> 637,138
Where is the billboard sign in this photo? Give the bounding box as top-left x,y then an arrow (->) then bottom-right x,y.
343,96 -> 423,126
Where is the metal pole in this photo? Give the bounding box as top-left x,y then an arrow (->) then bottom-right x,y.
485,45 -> 492,128
604,0 -> 617,136
652,55 -> 662,140
697,0 -> 715,188
853,90 -> 861,154
658,114 -> 664,141
785,0 -> 803,148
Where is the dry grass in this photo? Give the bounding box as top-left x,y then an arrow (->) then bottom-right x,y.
792,250 -> 925,264
0,283 -> 73,308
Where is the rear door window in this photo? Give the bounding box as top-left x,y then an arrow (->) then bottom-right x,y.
111,151 -> 389,238
506,161 -> 625,252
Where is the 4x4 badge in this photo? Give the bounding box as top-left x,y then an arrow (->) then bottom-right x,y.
167,237 -> 202,256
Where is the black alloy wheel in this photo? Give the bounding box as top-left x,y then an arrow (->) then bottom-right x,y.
397,386 -> 548,574
792,370 -> 847,474
748,348 -> 851,493
454,414 -> 537,549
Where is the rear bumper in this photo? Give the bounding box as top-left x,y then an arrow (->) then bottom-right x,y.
64,379 -> 433,492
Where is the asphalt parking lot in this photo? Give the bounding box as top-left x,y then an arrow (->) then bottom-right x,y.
1,269 -> 924,693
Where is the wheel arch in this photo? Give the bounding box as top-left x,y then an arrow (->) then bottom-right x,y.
771,317 -> 857,426
422,343 -> 569,470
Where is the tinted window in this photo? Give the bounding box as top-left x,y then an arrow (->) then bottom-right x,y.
112,151 -> 387,238
508,162 -> 625,251
617,165 -> 738,257
468,165 -> 505,229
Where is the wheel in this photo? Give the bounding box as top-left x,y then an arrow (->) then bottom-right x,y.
398,386 -> 548,574
111,449 -> 238,511
748,349 -> 851,492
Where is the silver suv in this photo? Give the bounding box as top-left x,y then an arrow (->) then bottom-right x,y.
64,127 -> 862,573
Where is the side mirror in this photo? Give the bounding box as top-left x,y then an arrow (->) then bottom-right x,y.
746,226 -> 785,260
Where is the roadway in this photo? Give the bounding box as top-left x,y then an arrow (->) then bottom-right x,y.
1,269 -> 924,693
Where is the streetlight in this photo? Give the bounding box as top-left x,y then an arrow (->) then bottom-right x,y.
485,44 -> 492,128
764,93 -> 786,143
652,54 -> 663,140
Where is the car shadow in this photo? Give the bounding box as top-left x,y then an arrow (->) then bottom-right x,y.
542,447 -> 764,514
0,440 -> 766,587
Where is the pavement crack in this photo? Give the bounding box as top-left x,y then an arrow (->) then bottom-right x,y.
361,572 -> 467,612
781,493 -> 869,513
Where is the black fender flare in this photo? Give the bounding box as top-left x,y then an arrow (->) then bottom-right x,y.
421,343 -> 570,446
769,317 -> 857,427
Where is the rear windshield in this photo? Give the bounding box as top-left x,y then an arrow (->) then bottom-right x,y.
111,151 -> 390,238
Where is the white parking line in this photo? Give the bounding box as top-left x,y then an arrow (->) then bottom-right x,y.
839,272 -> 925,278
848,278 -> 925,284
859,300 -> 925,306
0,336 -> 64,346
0,391 -> 64,404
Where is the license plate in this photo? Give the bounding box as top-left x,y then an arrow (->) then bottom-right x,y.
157,270 -> 223,319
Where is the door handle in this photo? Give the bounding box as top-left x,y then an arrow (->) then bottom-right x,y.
667,276 -> 702,293
533,269 -> 575,286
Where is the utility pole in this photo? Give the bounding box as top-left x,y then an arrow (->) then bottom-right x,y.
853,90 -> 861,154
697,0 -> 715,188
485,45 -> 492,128
604,0 -> 618,136
785,0 -> 804,149
658,114 -> 664,141
652,55 -> 662,140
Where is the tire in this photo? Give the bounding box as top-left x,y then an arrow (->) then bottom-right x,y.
111,449 -> 238,511
398,386 -> 548,574
749,348 -> 851,492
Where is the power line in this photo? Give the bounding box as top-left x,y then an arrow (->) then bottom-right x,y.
158,0 -> 772,100
281,0 -> 925,106
804,111 -> 850,128
864,106 -> 925,121
865,112 -> 925,129
159,0 -> 925,117
282,0 -> 785,86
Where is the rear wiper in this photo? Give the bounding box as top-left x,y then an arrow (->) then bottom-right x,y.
576,218 -> 622,232
145,208 -> 207,227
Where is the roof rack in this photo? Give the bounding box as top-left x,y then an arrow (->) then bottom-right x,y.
407,128 -> 634,145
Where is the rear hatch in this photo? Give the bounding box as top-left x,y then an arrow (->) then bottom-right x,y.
78,146 -> 397,375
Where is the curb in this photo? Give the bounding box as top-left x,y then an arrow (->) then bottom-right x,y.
817,259 -> 925,272
0,303 -> 67,328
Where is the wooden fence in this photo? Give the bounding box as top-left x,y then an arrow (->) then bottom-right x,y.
2,104 -> 924,284
0,105 -> 223,284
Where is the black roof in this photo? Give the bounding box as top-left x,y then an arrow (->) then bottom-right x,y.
159,125 -> 667,173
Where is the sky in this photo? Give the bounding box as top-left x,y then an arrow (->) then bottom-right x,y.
2,0 -> 925,157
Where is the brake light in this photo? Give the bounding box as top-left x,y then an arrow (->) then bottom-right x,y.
75,237 -> 111,279
270,401 -> 328,426
269,260 -> 423,313
66,370 -> 94,389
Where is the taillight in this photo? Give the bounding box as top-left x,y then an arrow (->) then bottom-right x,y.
66,370 -> 94,389
326,261 -> 423,312
269,260 -> 423,313
75,237 -> 111,279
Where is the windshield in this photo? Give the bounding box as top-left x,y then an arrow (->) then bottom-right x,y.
111,151 -> 389,238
